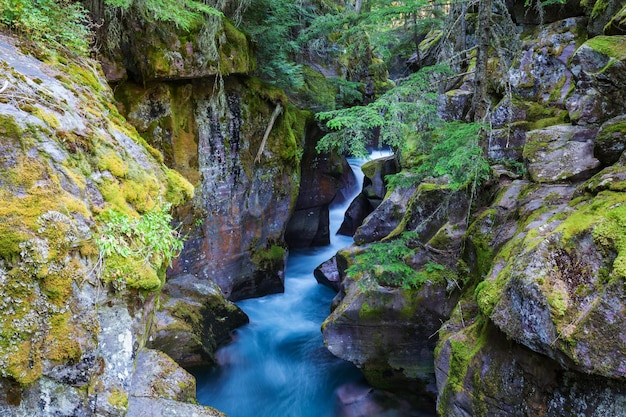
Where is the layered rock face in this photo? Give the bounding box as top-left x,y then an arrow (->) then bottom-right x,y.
320,7 -> 626,416
0,35 -> 222,416
107,11 -> 305,302
435,13 -> 626,417
95,5 -> 309,368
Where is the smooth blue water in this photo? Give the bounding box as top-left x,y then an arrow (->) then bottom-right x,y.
195,153 -> 410,417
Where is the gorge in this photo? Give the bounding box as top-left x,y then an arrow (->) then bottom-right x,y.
2,0 -> 626,416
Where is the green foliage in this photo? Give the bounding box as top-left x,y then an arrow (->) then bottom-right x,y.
0,0 -> 92,54
95,202 -> 184,289
316,65 -> 450,157
299,0 -> 445,70
347,232 -> 445,290
241,0 -> 316,89
104,0 -> 222,31
416,121 -> 491,189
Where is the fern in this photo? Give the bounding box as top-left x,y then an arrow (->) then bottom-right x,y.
316,65 -> 450,157
347,232 -> 422,289
104,0 -> 222,30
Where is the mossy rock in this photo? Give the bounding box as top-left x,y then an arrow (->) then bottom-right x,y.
594,114 -> 626,165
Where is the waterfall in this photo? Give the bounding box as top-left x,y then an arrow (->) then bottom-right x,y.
194,152 -> 415,417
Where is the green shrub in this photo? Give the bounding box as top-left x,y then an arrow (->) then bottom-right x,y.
95,202 -> 184,290
347,232 -> 446,290
0,0 -> 92,54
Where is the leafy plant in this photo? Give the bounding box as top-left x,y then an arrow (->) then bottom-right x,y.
95,203 -> 184,289
417,121 -> 491,190
0,0 -> 93,54
241,0 -> 316,89
316,64 -> 451,157
103,0 -> 222,31
347,232 -> 427,290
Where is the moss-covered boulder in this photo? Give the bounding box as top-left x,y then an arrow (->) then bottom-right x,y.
595,114 -> 626,164
0,34 -> 201,416
97,8 -> 254,82
148,274 -> 248,367
322,269 -> 459,408
435,296 -> 626,417
352,181 -> 420,245
474,180 -> 626,378
126,349 -> 226,417
567,35 -> 626,124
355,182 -> 469,247
523,124 -> 601,182
508,18 -> 585,106
437,89 -> 473,122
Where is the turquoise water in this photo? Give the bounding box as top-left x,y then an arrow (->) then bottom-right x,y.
194,154 -> 434,416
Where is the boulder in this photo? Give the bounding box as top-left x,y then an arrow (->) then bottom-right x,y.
337,194 -> 375,236
594,114 -> 626,165
435,298 -> 626,417
353,182 -> 419,244
487,126 -> 527,161
147,274 -> 248,368
126,349 -> 226,417
322,274 -> 458,403
475,184 -> 626,379
437,89 -> 472,122
523,124 -> 601,182
567,35 -> 626,124
314,256 -> 342,292
507,18 -> 584,106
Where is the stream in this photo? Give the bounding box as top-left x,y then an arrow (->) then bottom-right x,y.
194,153 -> 429,417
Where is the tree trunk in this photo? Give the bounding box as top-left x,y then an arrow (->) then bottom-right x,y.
472,0 -> 492,122
255,103 -> 283,164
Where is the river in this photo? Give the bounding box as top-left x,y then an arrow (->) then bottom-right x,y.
194,153 -> 428,417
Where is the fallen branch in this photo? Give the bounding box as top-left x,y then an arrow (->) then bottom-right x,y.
0,80 -> 9,94
255,103 -> 283,164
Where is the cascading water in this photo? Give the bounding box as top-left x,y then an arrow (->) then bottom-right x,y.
195,152 -> 413,417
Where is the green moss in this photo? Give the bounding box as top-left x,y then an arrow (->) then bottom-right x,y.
164,168 -> 195,206
436,318 -> 488,412
98,150 -> 128,178
220,18 -> 255,74
591,0 -> 610,18
102,253 -> 162,291
0,114 -> 23,138
297,65 -> 337,111
44,312 -> 82,362
359,301 -> 384,319
585,35 -> 626,60
31,107 -> 60,130
107,388 -> 129,409
245,77 -> 289,105
251,244 -> 286,271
